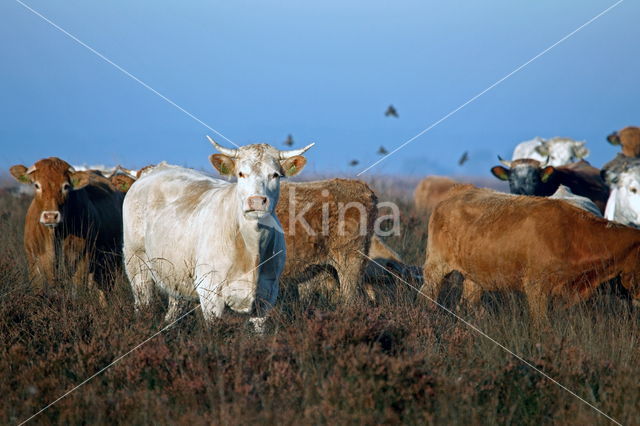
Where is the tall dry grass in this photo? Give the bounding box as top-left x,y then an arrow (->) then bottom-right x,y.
0,189 -> 639,425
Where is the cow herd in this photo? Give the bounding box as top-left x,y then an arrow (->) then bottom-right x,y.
8,126 -> 640,327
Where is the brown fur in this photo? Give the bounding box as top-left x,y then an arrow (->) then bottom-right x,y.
11,157 -> 125,290
174,180 -> 213,214
277,179 -> 377,303
619,126 -> 640,158
413,176 -> 458,216
421,185 -> 640,321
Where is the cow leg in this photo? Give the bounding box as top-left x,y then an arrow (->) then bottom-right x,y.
195,278 -> 225,323
164,296 -> 191,323
335,255 -> 366,304
125,253 -> 155,310
525,285 -> 549,324
461,278 -> 483,307
420,260 -> 450,306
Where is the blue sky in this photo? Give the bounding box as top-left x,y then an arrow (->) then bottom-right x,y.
1,0 -> 638,177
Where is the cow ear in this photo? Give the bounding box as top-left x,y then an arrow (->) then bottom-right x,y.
209,154 -> 235,176
574,143 -> 589,159
9,165 -> 31,184
110,174 -> 135,192
534,144 -> 549,156
70,171 -> 90,189
541,166 -> 555,183
491,166 -> 509,181
281,155 -> 307,177
607,132 -> 621,146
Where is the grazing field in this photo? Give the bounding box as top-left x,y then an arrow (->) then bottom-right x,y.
0,187 -> 639,425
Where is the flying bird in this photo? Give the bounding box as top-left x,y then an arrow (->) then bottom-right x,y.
284,134 -> 294,146
385,105 -> 398,118
458,151 -> 469,166
377,146 -> 389,155
349,159 -> 359,167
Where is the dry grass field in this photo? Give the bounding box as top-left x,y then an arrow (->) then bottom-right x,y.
1,184 -> 639,425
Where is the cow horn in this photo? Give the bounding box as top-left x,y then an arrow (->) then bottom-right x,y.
26,165 -> 37,174
207,135 -> 238,158
497,155 -> 511,168
112,165 -> 136,178
541,156 -> 550,167
279,142 -> 315,159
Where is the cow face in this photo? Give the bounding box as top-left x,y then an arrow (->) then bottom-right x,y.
208,137 -> 313,220
491,158 -> 555,195
608,169 -> 640,226
535,140 -> 588,167
10,158 -> 91,228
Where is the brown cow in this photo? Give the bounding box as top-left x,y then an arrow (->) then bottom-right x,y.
491,159 -> 609,213
607,126 -> 640,158
414,175 -> 458,216
421,185 -> 640,321
10,157 -> 125,290
277,179 -> 377,303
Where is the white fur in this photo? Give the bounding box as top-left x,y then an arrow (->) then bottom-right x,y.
606,168 -> 640,227
122,163 -> 285,322
512,137 -> 588,167
550,185 -> 602,217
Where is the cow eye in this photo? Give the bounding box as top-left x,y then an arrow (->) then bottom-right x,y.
272,172 -> 281,179
238,172 -> 246,178
631,188 -> 638,194
34,182 -> 41,190
62,183 -> 71,191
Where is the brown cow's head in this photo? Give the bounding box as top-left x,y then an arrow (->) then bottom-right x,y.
607,126 -> 640,158
491,157 -> 555,196
10,157 -> 91,228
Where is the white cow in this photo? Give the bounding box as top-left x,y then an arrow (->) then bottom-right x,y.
123,137 -> 313,323
605,165 -> 640,227
512,137 -> 589,167
550,185 -> 602,217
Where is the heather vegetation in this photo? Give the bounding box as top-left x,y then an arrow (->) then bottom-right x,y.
0,187 -> 638,425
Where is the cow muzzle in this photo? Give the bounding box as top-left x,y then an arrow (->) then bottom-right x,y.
244,196 -> 270,218
40,211 -> 61,227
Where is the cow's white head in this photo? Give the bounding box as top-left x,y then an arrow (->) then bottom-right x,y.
207,136 -> 313,220
535,139 -> 588,167
608,167 -> 640,226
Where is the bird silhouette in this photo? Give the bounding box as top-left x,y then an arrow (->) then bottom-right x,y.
384,105 -> 398,118
283,134 -> 294,146
377,146 -> 389,155
349,159 -> 359,167
458,151 -> 469,166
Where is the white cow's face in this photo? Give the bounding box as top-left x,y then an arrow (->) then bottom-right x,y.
208,141 -> 312,220
536,140 -> 588,167
615,171 -> 640,225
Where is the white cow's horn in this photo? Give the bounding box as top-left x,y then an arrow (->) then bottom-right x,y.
541,156 -> 550,167
26,165 -> 37,174
207,135 -> 238,158
498,155 -> 511,168
279,142 -> 315,159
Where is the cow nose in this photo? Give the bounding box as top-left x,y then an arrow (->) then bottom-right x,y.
247,196 -> 269,211
40,211 -> 61,226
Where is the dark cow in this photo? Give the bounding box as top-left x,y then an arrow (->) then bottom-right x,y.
491,158 -> 609,214
10,157 -> 125,290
